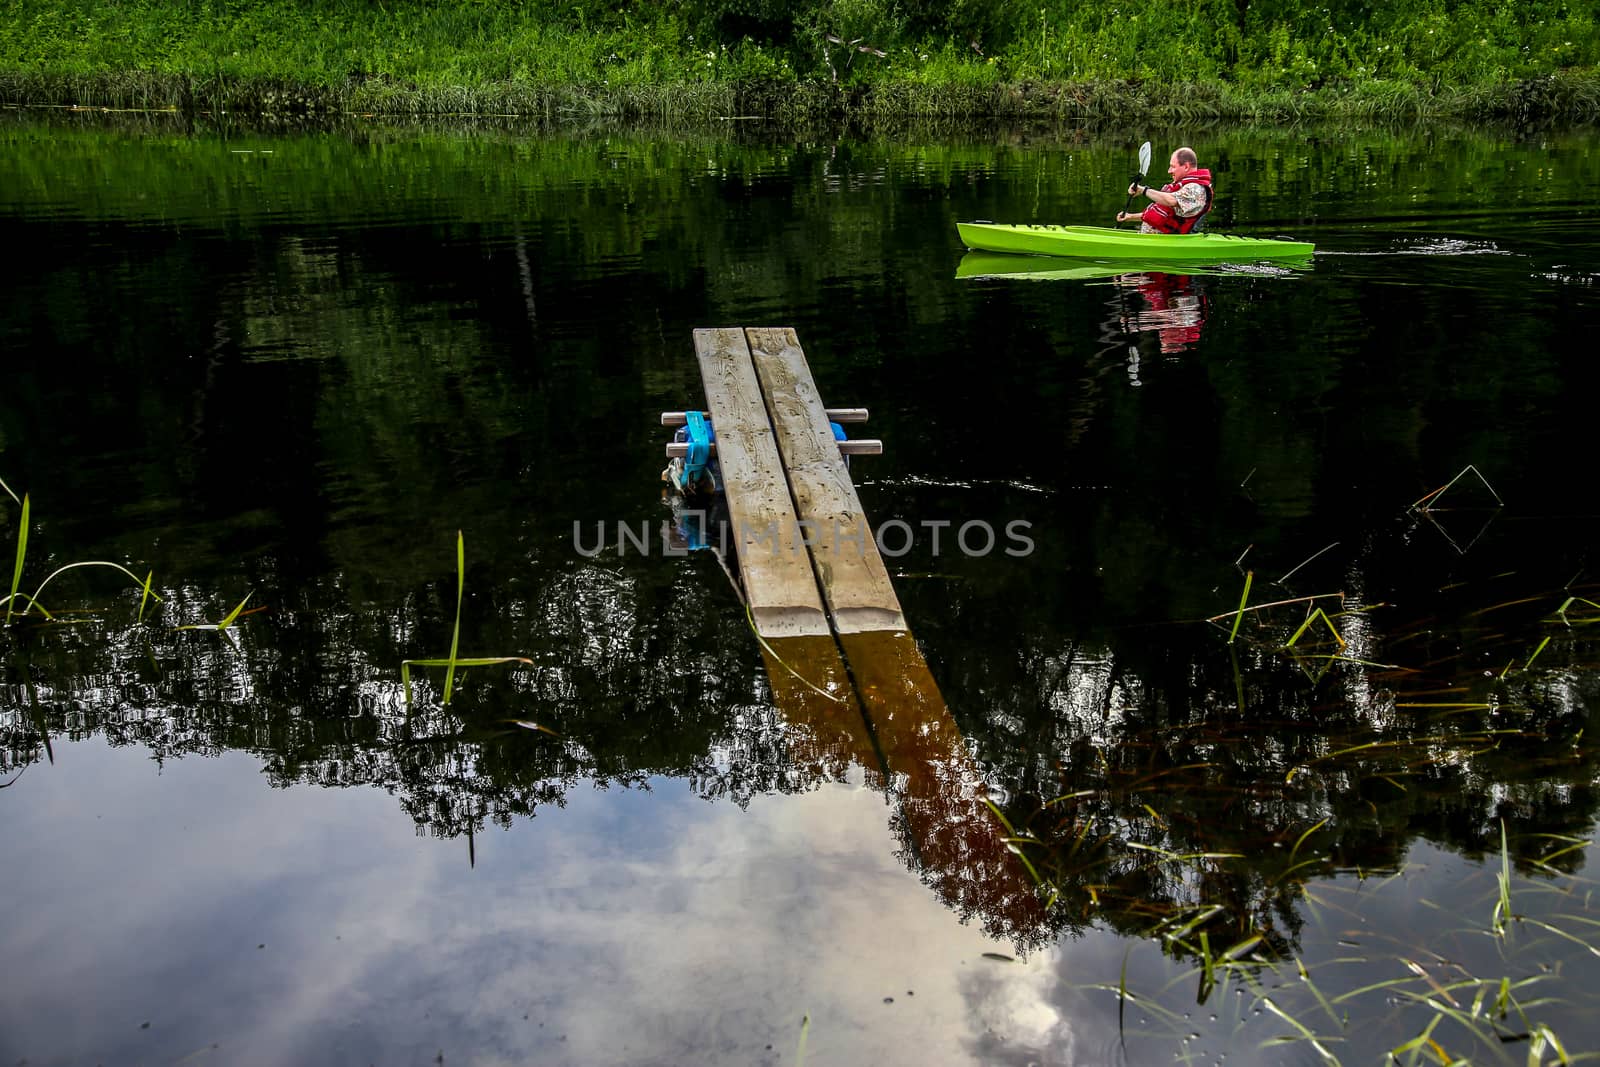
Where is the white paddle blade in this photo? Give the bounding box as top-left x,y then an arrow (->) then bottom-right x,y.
1138,141 -> 1152,178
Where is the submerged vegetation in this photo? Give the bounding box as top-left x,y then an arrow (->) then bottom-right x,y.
979,467 -> 1600,1059
0,0 -> 1596,122
1,476 -> 158,626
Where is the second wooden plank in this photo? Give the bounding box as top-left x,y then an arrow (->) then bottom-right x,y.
745,326 -> 907,635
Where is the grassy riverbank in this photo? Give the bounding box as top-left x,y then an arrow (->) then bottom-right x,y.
1,0 -> 1596,123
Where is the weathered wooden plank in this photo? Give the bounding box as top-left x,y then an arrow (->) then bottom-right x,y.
745,326 -> 907,635
693,328 -> 831,639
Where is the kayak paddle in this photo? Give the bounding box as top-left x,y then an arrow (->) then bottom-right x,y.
1119,141 -> 1152,228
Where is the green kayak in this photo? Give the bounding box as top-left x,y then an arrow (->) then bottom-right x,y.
957,222 -> 1314,261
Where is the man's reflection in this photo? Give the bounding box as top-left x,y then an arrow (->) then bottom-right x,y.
1116,270 -> 1209,355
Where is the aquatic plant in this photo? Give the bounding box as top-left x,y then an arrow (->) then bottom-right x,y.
6,490 -> 26,626
401,530 -> 532,706
173,591 -> 261,647
970,457 -> 1600,1062
1,478 -> 161,625
1411,464 -> 1504,512
994,739 -> 1595,1063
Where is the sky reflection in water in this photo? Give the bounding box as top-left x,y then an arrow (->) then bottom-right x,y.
5,738 -> 1096,1067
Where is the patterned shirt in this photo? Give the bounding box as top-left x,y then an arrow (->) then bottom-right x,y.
1140,181 -> 1211,233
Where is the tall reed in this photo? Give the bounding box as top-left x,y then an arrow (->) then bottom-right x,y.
401,531 -> 531,706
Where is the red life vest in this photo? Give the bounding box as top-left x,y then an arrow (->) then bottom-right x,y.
1141,169 -> 1214,234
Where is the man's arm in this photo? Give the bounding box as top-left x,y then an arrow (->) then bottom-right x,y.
1127,182 -> 1179,209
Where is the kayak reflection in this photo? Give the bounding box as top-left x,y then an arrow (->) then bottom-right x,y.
955,250 -> 1314,370
954,249 -> 1311,282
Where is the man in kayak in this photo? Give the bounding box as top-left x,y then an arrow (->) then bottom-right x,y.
1115,147 -> 1213,233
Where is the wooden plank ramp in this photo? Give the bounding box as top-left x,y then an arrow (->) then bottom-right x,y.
692,328 -> 830,639
681,326 -> 1044,938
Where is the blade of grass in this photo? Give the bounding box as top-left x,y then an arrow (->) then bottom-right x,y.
1531,1024 -> 1571,1065
1389,1012 -> 1442,1065
1258,996 -> 1340,1063
1222,935 -> 1264,962
22,560 -> 164,612
1289,819 -> 1329,866
0,592 -> 55,620
175,591 -> 254,631
1296,957 -> 1343,1029
217,591 -> 252,630
1003,840 -> 1044,885
745,602 -> 846,704
503,719 -> 560,736
1331,974 -> 1421,1005
137,570 -> 154,623
444,530 -> 464,704
405,656 -> 535,668
1207,591 -> 1345,624
982,797 -> 1020,837
8,493 -> 29,624
1119,947 -> 1130,1042
1518,917 -> 1600,958
1493,819 -> 1512,937
1229,570 -> 1253,644
1284,607 -> 1344,650
1277,542 -> 1339,586
0,475 -> 18,505
1556,597 -> 1600,625
1410,464 -> 1503,510
1166,905 -> 1225,940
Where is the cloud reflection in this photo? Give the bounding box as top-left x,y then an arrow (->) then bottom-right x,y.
2,737 -> 1087,1066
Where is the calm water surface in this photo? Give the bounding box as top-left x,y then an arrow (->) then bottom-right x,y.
2,113 -> 1599,1066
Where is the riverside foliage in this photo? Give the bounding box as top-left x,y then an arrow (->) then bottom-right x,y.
0,0 -> 1596,120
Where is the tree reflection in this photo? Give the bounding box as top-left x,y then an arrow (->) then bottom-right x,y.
3,543 -> 1597,959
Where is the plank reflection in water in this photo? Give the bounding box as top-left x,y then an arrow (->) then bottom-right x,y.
757,635 -> 876,782
760,631 -> 1049,944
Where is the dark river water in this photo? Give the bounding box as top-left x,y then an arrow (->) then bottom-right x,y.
2,112 -> 1599,1066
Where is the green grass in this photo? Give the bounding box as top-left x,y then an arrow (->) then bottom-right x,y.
0,0 -> 1594,122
